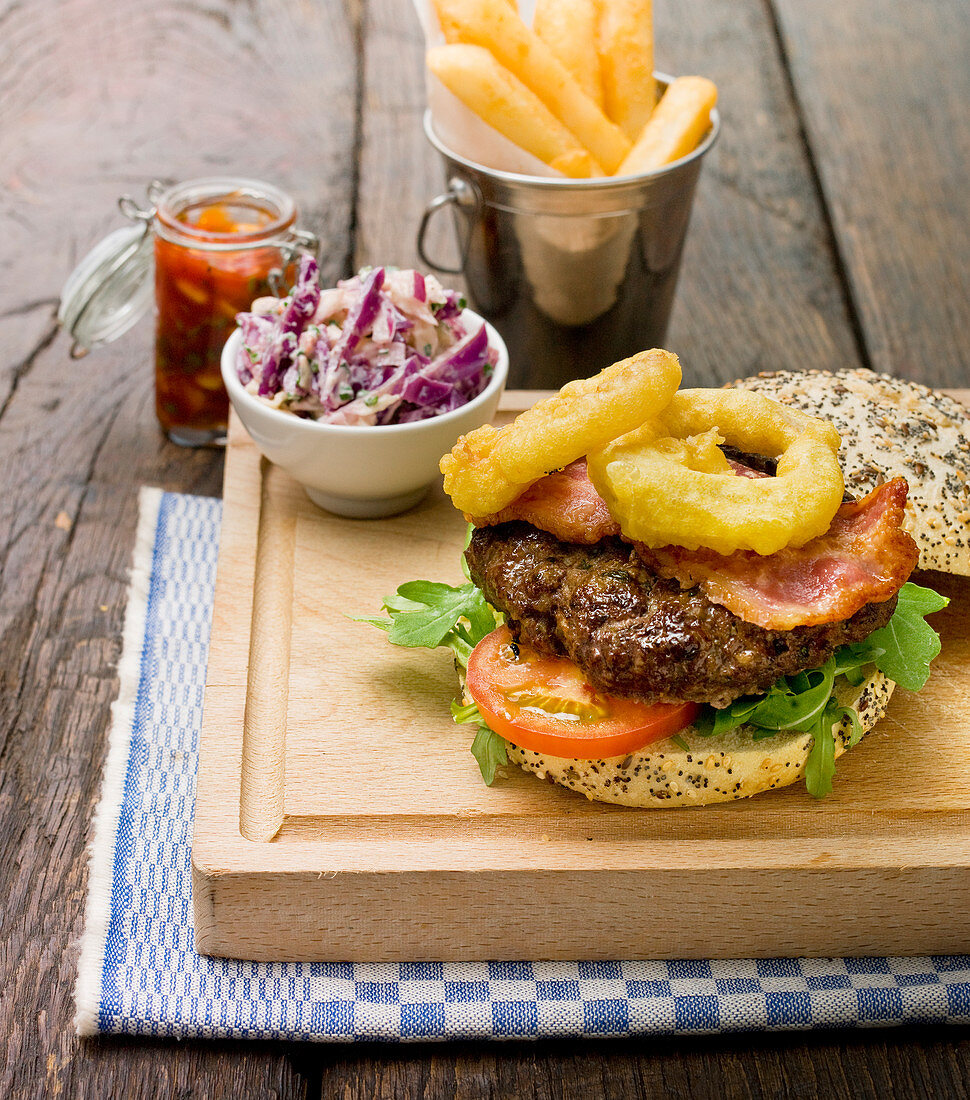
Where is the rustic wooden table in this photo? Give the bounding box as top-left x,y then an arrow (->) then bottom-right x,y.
2,0 -> 968,1095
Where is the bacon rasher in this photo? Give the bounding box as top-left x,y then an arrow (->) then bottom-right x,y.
638,478 -> 920,631
471,457 -> 773,547
468,459 -> 620,544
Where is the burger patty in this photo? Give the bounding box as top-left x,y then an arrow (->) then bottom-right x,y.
465,522 -> 896,709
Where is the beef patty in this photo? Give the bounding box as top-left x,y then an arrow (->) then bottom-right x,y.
465,522 -> 896,709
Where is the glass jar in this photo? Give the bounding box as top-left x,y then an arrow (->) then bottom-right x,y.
58,177 -> 317,447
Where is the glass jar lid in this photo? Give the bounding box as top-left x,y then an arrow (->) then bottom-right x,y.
57,217 -> 155,358
59,178 -> 317,358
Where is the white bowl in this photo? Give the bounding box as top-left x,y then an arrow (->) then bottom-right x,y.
221,313 -> 509,518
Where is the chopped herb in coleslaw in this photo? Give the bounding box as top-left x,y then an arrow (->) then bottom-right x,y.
235,256 -> 496,426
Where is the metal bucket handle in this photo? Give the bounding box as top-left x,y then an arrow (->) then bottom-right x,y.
416,176 -> 480,275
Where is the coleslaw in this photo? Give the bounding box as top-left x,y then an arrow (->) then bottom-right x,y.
235,256 -> 497,426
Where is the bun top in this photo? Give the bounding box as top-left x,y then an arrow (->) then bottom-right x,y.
731,368 -> 970,576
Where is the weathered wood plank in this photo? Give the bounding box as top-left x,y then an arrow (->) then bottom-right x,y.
0,0 -> 357,1096
771,0 -> 970,387
357,0 -> 452,275
313,1030 -> 970,1099
1,0 -> 969,1094
359,0 -> 863,388
652,0 -> 864,385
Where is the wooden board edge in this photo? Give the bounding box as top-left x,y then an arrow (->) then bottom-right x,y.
192,395 -> 970,961
192,414 -> 262,857
193,865 -> 970,962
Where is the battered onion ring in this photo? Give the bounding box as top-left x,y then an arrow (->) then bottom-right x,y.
440,349 -> 682,516
587,388 -> 844,555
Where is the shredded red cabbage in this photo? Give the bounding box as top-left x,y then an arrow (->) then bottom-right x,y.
235,256 -> 496,426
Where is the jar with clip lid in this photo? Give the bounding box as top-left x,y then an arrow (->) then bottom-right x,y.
58,177 -> 318,446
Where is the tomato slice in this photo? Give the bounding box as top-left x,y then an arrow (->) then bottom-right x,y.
465,625 -> 700,759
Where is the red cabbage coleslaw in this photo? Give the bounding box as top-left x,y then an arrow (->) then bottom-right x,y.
234,257 -> 497,426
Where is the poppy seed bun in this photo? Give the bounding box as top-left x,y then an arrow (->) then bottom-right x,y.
504,669 -> 893,808
730,369 -> 970,575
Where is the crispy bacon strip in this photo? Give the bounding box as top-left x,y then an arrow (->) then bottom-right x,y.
726,459 -> 770,479
638,478 -> 919,630
468,459 -> 620,544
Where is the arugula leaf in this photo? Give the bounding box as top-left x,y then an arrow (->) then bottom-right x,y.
451,699 -> 482,724
383,591 -> 431,613
864,581 -> 949,691
746,657 -> 836,733
453,699 -> 508,783
356,577 -> 498,665
692,696 -> 761,738
691,581 -> 947,797
843,705 -> 865,749
360,572 -> 507,782
387,580 -> 482,648
470,725 -> 509,785
354,615 -> 392,632
833,640 -> 880,674
460,522 -> 475,582
803,703 -> 838,799
461,586 -> 502,645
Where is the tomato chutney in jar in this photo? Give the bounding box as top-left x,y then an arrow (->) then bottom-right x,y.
153,179 -> 302,446
57,176 -> 317,448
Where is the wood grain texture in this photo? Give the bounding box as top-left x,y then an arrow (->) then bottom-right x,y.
0,0 -> 355,1096
653,0 -> 867,385
193,398 -> 970,963
355,0 -> 867,388
1,0 -> 969,1093
240,461 -> 297,842
311,1029 -> 970,1098
357,0 -> 447,274
771,0 -> 970,387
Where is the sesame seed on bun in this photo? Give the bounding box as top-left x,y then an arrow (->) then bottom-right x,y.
730,368 -> 970,576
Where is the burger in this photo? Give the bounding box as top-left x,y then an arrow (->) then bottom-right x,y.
371,358 -> 962,806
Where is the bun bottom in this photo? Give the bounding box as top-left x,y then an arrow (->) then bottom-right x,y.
505,670 -> 894,807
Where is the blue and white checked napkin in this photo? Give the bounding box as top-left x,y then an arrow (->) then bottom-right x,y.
75,488 -> 970,1041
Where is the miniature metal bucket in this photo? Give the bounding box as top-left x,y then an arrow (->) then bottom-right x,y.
417,84 -> 719,389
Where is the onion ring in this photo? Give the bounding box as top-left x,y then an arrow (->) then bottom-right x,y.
440,349 -> 682,516
587,388 -> 844,555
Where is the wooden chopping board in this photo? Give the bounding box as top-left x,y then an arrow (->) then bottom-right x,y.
192,392 -> 970,962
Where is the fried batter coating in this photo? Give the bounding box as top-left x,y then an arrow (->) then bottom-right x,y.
587,389 -> 844,555
440,349 -> 682,516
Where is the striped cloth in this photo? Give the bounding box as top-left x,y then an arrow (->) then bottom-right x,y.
74,489 -> 970,1041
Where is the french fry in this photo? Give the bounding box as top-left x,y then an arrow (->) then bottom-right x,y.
432,0 -> 630,173
427,45 -> 603,178
548,149 -> 602,178
618,76 -> 717,175
533,0 -> 604,110
597,0 -> 656,142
